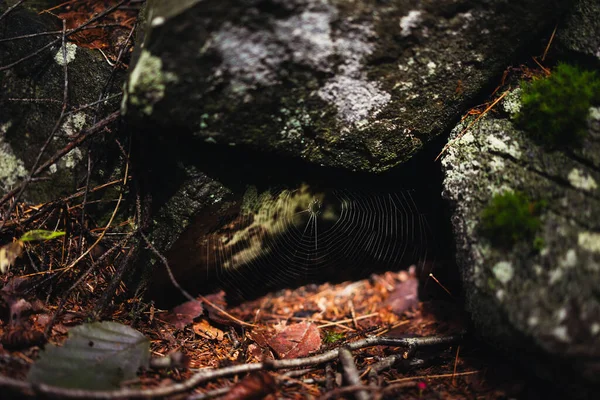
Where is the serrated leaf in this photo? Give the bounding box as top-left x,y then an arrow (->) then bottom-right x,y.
20,229 -> 65,242
27,321 -> 150,390
0,241 -> 24,274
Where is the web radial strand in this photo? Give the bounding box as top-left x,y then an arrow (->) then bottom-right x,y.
207,187 -> 432,294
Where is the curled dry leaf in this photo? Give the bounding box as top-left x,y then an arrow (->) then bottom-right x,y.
222,371 -> 276,400
386,269 -> 419,315
159,300 -> 204,329
267,322 -> 322,359
192,319 -> 224,341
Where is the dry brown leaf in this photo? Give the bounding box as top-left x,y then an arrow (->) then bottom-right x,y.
386,276 -> 419,315
222,371 -> 276,400
192,319 -> 224,341
159,300 -> 204,329
267,322 -> 321,359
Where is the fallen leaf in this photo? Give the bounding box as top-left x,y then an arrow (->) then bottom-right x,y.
0,241 -> 24,274
159,300 -> 204,329
192,319 -> 224,341
222,372 -> 276,400
27,321 -> 150,390
20,230 -> 65,242
267,322 -> 321,359
386,274 -> 419,315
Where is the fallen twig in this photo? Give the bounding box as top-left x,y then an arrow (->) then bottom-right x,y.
0,333 -> 464,399
338,347 -> 369,400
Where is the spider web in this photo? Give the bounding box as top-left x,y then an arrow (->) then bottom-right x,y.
204,185 -> 433,297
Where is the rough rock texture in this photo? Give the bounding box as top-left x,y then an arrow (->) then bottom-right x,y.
123,0 -> 566,173
441,92 -> 600,395
557,0 -> 600,62
0,6 -> 122,202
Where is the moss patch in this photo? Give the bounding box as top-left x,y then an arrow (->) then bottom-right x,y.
480,191 -> 545,247
516,64 -> 600,147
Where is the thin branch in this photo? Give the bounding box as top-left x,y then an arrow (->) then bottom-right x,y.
0,0 -> 26,23
44,232 -> 135,337
338,347 -> 370,400
0,24 -> 132,43
0,333 -> 464,399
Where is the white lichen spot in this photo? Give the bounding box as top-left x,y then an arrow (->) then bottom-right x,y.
151,16 -> 165,27
318,76 -> 390,124
486,134 -> 521,158
49,164 -> 58,174
559,249 -> 577,268
124,49 -> 179,116
204,137 -> 217,144
426,61 -> 437,76
528,315 -> 539,327
552,326 -> 570,342
400,10 -> 422,37
64,148 -> 83,168
54,42 -> 77,65
548,268 -> 563,285
591,323 -> 600,336
274,10 -> 334,71
0,121 -> 27,189
556,307 -> 568,322
567,168 -> 597,192
502,88 -> 522,116
488,157 -> 505,173
213,24 -> 285,90
61,112 -> 87,136
496,289 -> 505,301
492,261 -> 513,284
578,231 -> 600,253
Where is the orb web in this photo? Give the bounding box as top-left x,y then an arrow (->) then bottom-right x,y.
204,185 -> 433,297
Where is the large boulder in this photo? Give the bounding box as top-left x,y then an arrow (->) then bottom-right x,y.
123,0 -> 567,173
557,0 -> 600,62
0,5 -> 123,203
441,91 -> 600,394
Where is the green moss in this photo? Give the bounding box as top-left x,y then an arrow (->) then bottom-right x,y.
516,63 -> 600,147
481,191 -> 545,247
323,330 -> 345,344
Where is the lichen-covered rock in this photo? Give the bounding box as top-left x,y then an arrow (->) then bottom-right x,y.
0,6 -> 122,202
557,0 -> 600,62
441,91 -> 600,395
123,0 -> 567,173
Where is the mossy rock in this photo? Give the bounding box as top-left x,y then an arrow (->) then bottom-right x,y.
516,64 -> 600,147
441,91 -> 600,397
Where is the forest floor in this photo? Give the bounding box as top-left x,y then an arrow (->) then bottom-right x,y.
0,1 -> 563,399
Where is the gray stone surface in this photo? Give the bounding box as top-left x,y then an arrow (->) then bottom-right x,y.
557,0 -> 600,61
123,0 -> 567,173
0,6 -> 122,203
441,90 -> 600,393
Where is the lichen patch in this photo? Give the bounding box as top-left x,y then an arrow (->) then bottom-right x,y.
578,231 -> 600,253
318,76 -> 391,124
0,121 -> 27,190
125,50 -> 178,116
492,261 -> 513,284
567,168 -> 598,192
54,42 -> 77,65
399,10 -> 422,37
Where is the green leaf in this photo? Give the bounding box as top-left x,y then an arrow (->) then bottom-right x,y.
27,321 -> 150,390
20,230 -> 65,242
